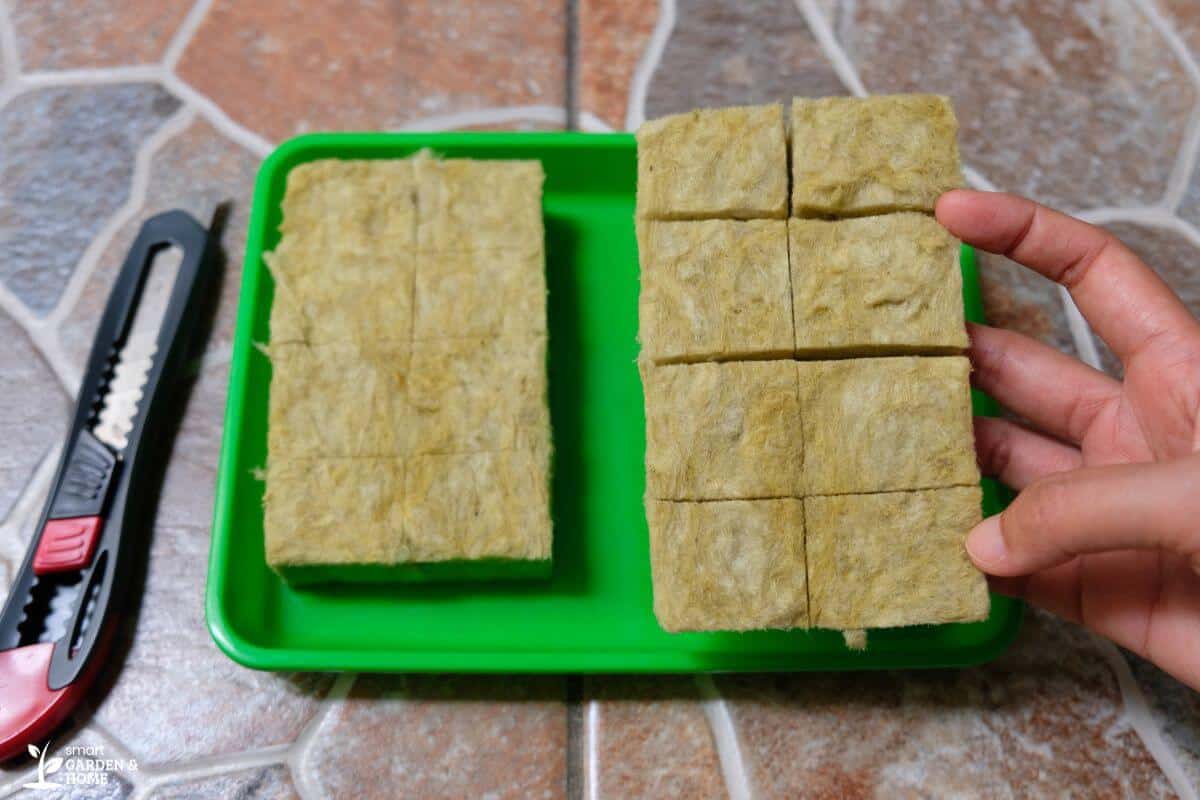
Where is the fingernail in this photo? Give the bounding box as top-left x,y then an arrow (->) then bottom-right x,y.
966,516 -> 1008,568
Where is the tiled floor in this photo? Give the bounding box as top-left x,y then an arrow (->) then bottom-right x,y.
1,1 -> 1198,797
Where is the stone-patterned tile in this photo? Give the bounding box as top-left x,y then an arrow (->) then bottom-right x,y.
1157,0 -> 1200,227
1127,654 -> 1200,790
1154,1 -> 1200,61
0,84 -> 181,315
451,117 -> 565,132
59,116 -> 258,370
977,250 -> 1077,356
833,0 -> 1195,212
307,675 -> 567,800
717,611 -> 1175,798
8,775 -> 132,800
645,0 -> 844,118
177,1 -> 567,142
151,764 -> 299,799
152,361 -> 228,530
9,1 -> 194,70
0,311 -> 67,522
578,0 -> 659,129
91,519 -> 331,765
586,677 -> 725,799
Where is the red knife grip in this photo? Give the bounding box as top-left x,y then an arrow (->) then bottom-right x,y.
0,624 -> 114,761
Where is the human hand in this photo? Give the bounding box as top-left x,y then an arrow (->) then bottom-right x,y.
935,190 -> 1200,690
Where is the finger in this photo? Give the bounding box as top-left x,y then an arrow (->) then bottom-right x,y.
969,322 -> 1119,443
987,559 -> 1083,624
974,416 -> 1082,490
938,190 -> 1200,363
965,456 -> 1200,576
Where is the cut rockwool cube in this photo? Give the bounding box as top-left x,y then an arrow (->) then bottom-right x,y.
414,248 -> 546,340
647,498 -> 808,632
641,361 -> 803,500
789,213 -> 967,356
415,156 -> 544,252
404,449 -> 552,570
409,336 -> 548,455
636,104 -> 788,220
638,219 -> 792,363
267,342 -> 410,459
280,159 -> 416,252
796,356 -> 978,495
791,95 -> 963,217
264,250 -> 413,345
805,487 -> 989,629
264,457 -> 406,572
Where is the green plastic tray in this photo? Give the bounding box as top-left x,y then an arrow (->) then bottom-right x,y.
207,132 -> 1022,672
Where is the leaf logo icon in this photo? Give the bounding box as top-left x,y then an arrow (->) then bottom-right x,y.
22,740 -> 60,791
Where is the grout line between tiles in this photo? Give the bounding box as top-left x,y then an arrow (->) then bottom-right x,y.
397,104 -> 568,132
86,719 -> 138,762
1163,104 -> 1200,212
16,64 -> 163,87
1057,284 -> 1105,369
794,0 -> 866,97
127,745 -> 292,800
565,675 -> 584,800
162,0 -> 213,71
696,674 -> 754,800
0,766 -> 37,798
1096,637 -> 1198,800
624,0 -> 675,130
578,110 -> 615,133
0,282 -> 78,396
0,444 -> 58,561
1079,205 -> 1200,248
288,671 -> 357,800
1072,205 -> 1200,368
565,0 -> 578,130
1130,0 -> 1200,86
962,165 -> 998,192
584,695 -> 599,800
162,73 -> 272,157
1139,0 -> 1200,213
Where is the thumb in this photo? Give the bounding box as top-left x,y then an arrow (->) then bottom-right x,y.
965,455 -> 1200,576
